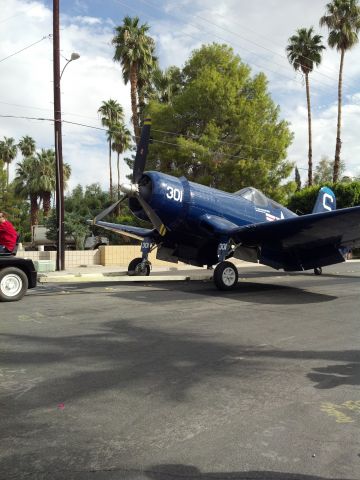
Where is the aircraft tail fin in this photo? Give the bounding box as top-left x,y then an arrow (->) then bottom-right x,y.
312,187 -> 336,214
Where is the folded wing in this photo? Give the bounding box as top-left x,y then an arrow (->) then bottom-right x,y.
228,206 -> 360,271
93,220 -> 154,241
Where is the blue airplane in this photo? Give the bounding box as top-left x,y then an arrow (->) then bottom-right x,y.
92,118 -> 360,290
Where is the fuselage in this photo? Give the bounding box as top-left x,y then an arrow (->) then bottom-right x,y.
130,171 -> 297,267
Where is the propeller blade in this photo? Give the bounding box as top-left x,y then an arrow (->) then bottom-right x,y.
91,195 -> 128,225
136,194 -> 167,237
133,118 -> 151,184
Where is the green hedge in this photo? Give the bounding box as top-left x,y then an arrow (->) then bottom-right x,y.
287,182 -> 360,214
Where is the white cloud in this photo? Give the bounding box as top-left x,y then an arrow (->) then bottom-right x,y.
2,0 -> 360,194
0,0 -> 132,193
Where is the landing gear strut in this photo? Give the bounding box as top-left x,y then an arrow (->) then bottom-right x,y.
128,257 -> 151,276
127,237 -> 153,276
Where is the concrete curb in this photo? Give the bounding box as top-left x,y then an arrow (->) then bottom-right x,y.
38,274 -> 210,283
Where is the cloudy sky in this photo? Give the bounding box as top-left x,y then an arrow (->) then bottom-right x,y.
1,0 -> 360,193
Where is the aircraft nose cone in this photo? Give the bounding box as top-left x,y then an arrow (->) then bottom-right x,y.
120,183 -> 138,195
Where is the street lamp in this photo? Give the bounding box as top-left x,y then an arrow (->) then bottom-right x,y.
60,52 -> 80,79
53,0 -> 80,271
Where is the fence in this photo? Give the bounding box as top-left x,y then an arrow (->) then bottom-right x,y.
16,246 -> 176,269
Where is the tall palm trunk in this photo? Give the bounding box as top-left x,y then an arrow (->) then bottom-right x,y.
117,152 -> 120,200
109,137 -> 113,201
130,63 -> 140,143
305,72 -> 313,186
333,49 -> 345,183
42,192 -> 51,217
116,152 -> 121,216
30,193 -> 39,226
6,162 -> 9,187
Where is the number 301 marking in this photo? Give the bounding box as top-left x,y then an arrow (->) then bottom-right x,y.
166,186 -> 183,202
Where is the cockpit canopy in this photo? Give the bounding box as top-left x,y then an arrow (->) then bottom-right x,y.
234,186 -> 285,211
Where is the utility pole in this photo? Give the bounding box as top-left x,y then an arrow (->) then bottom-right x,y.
53,0 -> 65,270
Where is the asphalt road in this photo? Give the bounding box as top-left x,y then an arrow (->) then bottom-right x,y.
1,263 -> 360,480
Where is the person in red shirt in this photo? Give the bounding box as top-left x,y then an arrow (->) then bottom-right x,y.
0,212 -> 18,253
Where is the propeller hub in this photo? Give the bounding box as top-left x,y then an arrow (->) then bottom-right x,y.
120,183 -> 138,196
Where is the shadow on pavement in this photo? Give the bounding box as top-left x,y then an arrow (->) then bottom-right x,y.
30,279 -> 338,305
1,319 -> 359,416
143,464 -> 355,480
308,362 -> 360,389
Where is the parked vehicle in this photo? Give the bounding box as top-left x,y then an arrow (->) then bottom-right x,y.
26,225 -> 109,251
0,256 -> 37,302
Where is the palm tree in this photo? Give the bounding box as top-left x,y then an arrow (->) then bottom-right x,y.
0,136 -> 18,186
151,66 -> 182,104
36,149 -> 71,217
98,99 -> 124,200
320,0 -> 360,182
286,27 -> 325,186
14,149 -> 71,224
13,157 -> 40,226
112,16 -> 156,142
111,123 -> 132,203
18,135 -> 36,158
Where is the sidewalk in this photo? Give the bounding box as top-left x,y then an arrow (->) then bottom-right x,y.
37,263 -> 211,283
37,259 -> 360,283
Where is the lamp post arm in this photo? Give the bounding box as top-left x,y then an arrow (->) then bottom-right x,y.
60,59 -> 71,81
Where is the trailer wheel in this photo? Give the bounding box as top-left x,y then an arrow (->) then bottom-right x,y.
0,267 -> 28,302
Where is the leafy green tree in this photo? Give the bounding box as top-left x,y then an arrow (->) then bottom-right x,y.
144,43 -> 294,202
0,136 -> 18,186
320,0 -> 360,182
45,209 -> 90,250
112,16 -> 156,140
286,27 -> 325,186
288,181 -> 360,213
98,99 -> 125,200
313,156 -> 346,184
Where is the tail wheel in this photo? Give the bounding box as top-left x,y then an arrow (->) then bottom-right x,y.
0,267 -> 28,302
214,261 -> 238,291
314,267 -> 323,276
128,257 -> 151,276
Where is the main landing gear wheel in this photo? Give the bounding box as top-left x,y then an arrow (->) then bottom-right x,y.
213,261 -> 238,291
314,267 -> 323,276
0,267 -> 28,302
127,257 -> 151,276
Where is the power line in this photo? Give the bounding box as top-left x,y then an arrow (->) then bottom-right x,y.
136,0 -> 336,91
0,113 -> 291,161
0,35 -> 52,64
150,128 -> 282,155
115,0 -> 310,89
0,99 -> 101,122
191,8 -> 340,82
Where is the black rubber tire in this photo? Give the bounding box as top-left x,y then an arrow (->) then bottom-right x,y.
314,267 -> 323,276
213,261 -> 238,291
128,257 -> 151,276
0,267 -> 28,302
